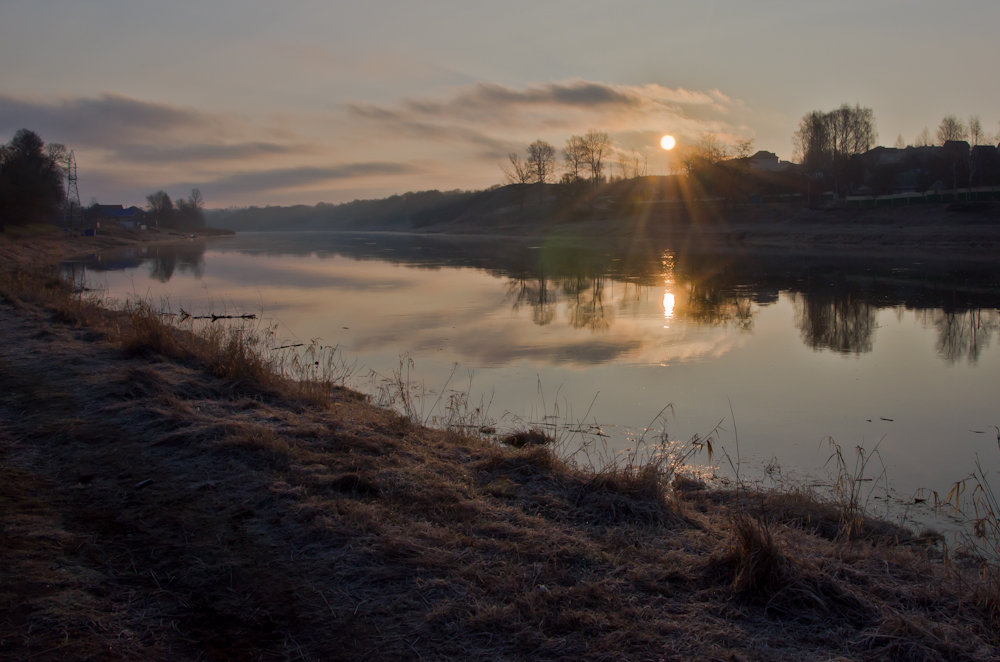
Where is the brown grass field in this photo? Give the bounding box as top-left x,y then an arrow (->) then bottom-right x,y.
2,225 -> 1000,660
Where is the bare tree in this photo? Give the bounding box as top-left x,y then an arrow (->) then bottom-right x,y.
794,104 -> 876,169
581,129 -> 610,186
793,104 -> 877,197
828,104 -> 877,157
44,142 -> 69,168
968,115 -> 983,147
175,188 -> 206,228
617,149 -> 648,179
794,110 -> 831,170
502,152 -> 532,185
682,133 -> 730,174
894,134 -> 906,149
563,135 -> 587,183
527,140 -> 556,185
915,127 -> 932,146
733,138 -> 755,159
145,190 -> 174,229
937,115 -> 967,144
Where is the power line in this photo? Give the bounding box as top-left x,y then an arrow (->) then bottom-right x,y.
65,150 -> 82,227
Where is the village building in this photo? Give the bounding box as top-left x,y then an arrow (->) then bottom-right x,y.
85,204 -> 147,231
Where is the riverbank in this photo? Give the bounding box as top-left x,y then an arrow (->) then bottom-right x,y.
2,231 -> 1000,660
213,187 -> 1000,262
0,222 -> 233,266
433,199 -> 1000,263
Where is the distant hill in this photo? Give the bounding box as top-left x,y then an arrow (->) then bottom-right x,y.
207,170 -> 806,235
207,155 -> 1000,238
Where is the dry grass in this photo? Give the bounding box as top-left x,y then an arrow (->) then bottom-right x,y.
943,433 -> 1000,623
2,235 -> 1000,660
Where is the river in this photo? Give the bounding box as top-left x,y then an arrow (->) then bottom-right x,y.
70,230 -> 1000,528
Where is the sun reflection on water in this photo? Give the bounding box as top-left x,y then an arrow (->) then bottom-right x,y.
661,250 -> 676,327
663,290 -> 675,327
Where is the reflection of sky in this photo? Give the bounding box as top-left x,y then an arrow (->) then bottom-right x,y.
85,243 -> 1000,508
89,249 -> 744,370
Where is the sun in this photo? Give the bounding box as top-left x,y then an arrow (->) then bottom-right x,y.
660,134 -> 676,150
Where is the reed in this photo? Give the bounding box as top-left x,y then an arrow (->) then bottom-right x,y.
824,436 -> 890,540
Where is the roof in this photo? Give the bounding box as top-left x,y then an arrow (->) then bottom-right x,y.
92,204 -> 142,218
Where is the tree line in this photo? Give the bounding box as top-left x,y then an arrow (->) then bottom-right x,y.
793,105 -> 1000,197
907,114 -> 990,148
0,127 -> 209,230
502,130 -> 615,188
142,189 -> 206,229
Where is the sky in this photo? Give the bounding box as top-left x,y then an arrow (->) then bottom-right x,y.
2,0 -> 999,209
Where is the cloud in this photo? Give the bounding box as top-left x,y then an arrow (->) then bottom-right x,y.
401,81 -> 637,117
347,79 -> 750,158
0,80 -> 753,207
0,93 -> 213,146
353,80 -> 739,127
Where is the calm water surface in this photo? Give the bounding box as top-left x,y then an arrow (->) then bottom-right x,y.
73,231 -> 1000,520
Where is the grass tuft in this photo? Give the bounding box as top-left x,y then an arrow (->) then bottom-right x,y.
727,511 -> 791,598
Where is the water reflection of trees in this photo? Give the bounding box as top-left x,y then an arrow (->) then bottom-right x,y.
506,271 -> 758,334
794,291 -> 877,354
449,236 -> 1000,360
506,275 -> 556,326
148,243 -> 207,283
918,309 -> 1000,364
683,283 -> 756,331
563,275 -> 611,331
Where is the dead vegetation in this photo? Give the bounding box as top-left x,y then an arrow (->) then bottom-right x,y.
2,233 -> 1000,660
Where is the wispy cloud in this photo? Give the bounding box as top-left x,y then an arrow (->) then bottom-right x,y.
202,162 -> 421,194
112,141 -> 309,163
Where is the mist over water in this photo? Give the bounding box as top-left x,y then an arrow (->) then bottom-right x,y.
73,231 -> 1000,523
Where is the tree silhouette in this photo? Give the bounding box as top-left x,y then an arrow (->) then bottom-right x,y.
937,115 -> 967,144
582,130 -> 610,186
968,115 -> 983,147
0,129 -> 65,227
527,140 -> 556,185
175,188 -> 206,228
794,104 -> 877,196
563,135 -> 587,183
145,190 -> 174,229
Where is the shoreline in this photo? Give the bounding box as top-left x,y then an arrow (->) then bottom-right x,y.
2,230 -> 1000,660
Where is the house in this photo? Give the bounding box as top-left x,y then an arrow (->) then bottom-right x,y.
86,204 -> 147,231
745,151 -> 796,172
